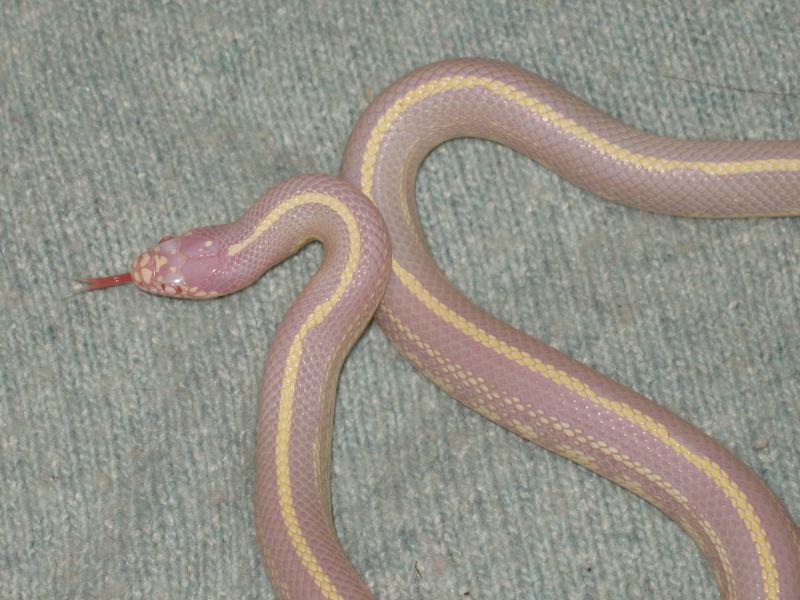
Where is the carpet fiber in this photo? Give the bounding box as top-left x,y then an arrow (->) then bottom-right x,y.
1,2 -> 798,598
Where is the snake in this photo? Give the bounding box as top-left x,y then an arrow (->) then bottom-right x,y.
83,59 -> 800,599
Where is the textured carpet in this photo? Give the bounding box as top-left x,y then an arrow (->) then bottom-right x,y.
1,2 -> 798,599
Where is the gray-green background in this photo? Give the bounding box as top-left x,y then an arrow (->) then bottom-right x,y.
2,1 -> 798,598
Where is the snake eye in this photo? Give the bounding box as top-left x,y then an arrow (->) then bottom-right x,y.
159,235 -> 174,243
161,283 -> 182,296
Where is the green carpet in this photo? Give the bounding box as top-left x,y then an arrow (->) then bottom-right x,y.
1,2 -> 798,598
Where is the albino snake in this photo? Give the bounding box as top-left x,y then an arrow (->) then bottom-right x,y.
85,59 -> 800,599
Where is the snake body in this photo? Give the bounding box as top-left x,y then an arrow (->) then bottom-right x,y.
123,59 -> 800,599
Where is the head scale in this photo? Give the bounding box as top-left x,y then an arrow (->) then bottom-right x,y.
129,229 -> 225,299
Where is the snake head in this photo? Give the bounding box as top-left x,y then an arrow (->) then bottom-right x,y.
79,225 -> 242,298
129,228 -> 227,299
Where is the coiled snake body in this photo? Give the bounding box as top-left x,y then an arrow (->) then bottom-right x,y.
88,59 -> 800,599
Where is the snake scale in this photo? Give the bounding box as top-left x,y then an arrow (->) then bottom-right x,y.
85,59 -> 800,599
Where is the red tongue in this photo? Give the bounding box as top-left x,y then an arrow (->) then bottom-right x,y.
78,272 -> 133,291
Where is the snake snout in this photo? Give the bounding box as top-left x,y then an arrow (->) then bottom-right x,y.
130,230 -> 223,298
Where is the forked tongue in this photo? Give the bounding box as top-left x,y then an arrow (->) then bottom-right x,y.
78,272 -> 133,291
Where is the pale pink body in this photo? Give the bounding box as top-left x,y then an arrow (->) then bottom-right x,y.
129,59 -> 800,599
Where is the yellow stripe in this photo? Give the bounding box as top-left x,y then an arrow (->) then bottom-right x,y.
359,74 -> 800,197
390,259 -> 779,599
244,192 -> 361,600
359,74 -> 784,599
383,305 -> 736,594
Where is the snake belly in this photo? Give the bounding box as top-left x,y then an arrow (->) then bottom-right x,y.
249,59 -> 800,600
